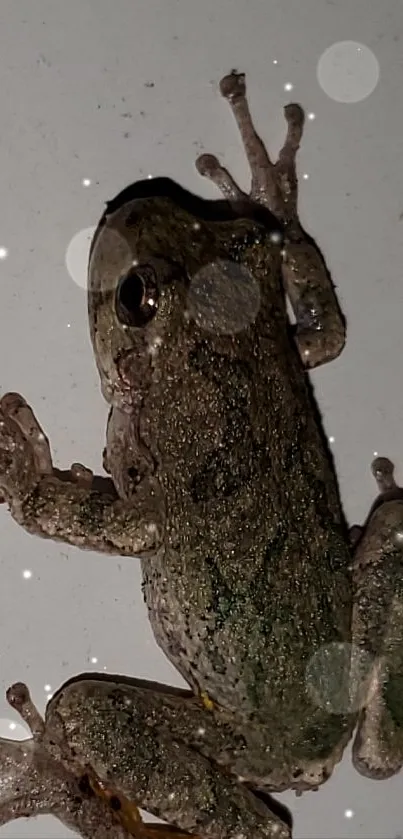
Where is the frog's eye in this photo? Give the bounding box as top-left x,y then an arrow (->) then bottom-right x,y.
115,265 -> 159,327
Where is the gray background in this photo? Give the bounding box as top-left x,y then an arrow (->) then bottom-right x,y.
0,1 -> 402,836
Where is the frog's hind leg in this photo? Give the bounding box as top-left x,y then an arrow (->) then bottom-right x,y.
0,682 -> 139,838
45,675 -> 291,839
351,456 -> 403,778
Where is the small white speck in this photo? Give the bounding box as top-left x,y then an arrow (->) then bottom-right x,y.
168,792 -> 175,801
0,246 -> 9,260
193,222 -> 201,231
67,323 -> 71,328
132,259 -> 139,267
82,178 -> 92,187
46,692 -> 53,701
44,684 -> 52,693
9,722 -> 16,731
344,809 -> 354,819
328,436 -> 335,443
103,665 -> 107,671
197,726 -> 206,736
273,59 -> 278,65
303,348 -> 310,357
147,174 -> 153,179
303,173 -> 310,180
145,522 -> 157,534
90,656 -> 98,664
22,569 -> 32,580
270,231 -> 283,244
373,450 -> 378,457
308,112 -> 316,121
284,82 -> 294,92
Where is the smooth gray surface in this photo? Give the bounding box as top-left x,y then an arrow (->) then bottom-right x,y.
0,1 -> 402,836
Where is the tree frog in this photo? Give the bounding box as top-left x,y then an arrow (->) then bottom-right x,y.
0,72 -> 402,839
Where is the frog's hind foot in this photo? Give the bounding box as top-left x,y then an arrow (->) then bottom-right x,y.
351,455 -> 403,779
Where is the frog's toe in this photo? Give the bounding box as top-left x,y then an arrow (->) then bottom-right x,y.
0,391 -> 53,475
219,71 -> 246,102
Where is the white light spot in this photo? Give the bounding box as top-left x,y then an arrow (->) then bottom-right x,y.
306,642 -> 374,714
67,322 -> 71,328
273,59 -> 278,65
303,173 -> 310,180
22,569 -> 32,580
317,41 -> 380,103
46,692 -> 53,701
90,656 -> 98,664
344,809 -> 354,819
307,112 -> 316,121
188,260 -> 261,335
0,246 -> 9,260
44,684 -> 52,693
284,82 -> 294,92
193,222 -> 201,231
373,451 -> 378,457
146,522 -> 157,534
132,259 -> 139,267
270,231 -> 283,244
303,348 -> 310,357
65,227 -> 95,289
168,792 -> 175,801
328,435 -> 335,443
197,726 -> 206,736
147,173 -> 153,179
82,178 -> 92,187
0,718 -> 29,740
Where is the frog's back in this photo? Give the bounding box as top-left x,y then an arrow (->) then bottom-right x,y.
141,311 -> 352,736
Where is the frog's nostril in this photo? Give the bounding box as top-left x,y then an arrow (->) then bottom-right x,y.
116,265 -> 159,327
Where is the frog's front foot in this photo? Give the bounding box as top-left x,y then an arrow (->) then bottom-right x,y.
196,72 -> 345,369
0,392 -> 54,505
0,392 -> 93,506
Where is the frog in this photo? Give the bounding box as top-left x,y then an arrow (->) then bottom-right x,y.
1,71 -> 403,839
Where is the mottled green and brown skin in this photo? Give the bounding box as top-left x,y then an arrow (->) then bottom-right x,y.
1,72 -> 403,839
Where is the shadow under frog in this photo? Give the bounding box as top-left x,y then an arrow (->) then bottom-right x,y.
1,72 -> 403,839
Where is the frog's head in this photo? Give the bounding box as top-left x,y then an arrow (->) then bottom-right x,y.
88,192 -> 284,416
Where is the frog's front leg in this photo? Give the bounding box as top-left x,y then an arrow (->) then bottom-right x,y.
351,456 -> 403,778
0,393 -> 162,555
196,72 -> 345,369
41,676 -> 291,839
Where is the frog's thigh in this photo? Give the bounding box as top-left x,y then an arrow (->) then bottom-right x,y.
281,238 -> 345,369
352,498 -> 403,778
48,679 -> 290,839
